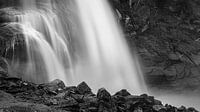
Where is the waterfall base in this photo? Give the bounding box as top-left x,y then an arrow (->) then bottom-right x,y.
0,76 -> 198,112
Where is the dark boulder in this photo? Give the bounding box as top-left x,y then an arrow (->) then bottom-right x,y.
114,89 -> 131,97
77,81 -> 92,95
153,105 -> 167,112
97,88 -> 111,102
97,88 -> 117,112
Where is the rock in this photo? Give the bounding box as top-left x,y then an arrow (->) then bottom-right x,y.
79,96 -> 98,112
153,105 -> 167,112
178,106 -> 187,111
0,91 -> 53,112
82,96 -> 98,107
64,86 -> 77,95
0,57 -> 8,77
0,67 -> 7,77
58,97 -> 78,107
50,79 -> 66,89
97,88 -> 111,102
77,81 -> 92,95
154,99 -> 162,105
54,92 -> 66,99
114,89 -> 131,97
187,107 -> 198,112
0,8 -> 19,23
0,77 -> 199,112
97,88 -> 117,112
39,79 -> 65,95
134,107 -> 143,112
2,102 -> 53,112
70,94 -> 84,103
0,90 -> 15,102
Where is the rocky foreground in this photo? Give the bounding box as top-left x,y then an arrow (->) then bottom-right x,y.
0,76 -> 198,112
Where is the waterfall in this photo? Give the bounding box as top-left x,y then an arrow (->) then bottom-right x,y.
74,0 -> 146,94
9,0 -> 146,94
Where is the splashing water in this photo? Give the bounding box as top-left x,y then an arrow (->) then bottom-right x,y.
9,0 -> 146,94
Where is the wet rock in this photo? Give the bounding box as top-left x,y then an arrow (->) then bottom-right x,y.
178,106 -> 187,112
56,97 -> 78,107
2,102 -> 53,112
0,77 -> 199,112
79,96 -> 98,112
165,104 -> 178,112
154,99 -> 162,105
50,79 -> 66,89
39,79 -> 65,95
82,96 -> 98,106
114,89 -> 131,97
64,86 -> 77,95
0,90 -> 15,102
97,88 -> 117,112
97,88 -> 111,102
153,105 -> 167,112
0,8 -> 19,23
77,81 -> 92,95
134,107 -> 143,112
54,92 -> 66,99
0,57 -> 8,77
71,94 -> 84,103
187,107 -> 199,112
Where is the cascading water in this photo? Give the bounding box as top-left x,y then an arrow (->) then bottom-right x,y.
9,0 -> 74,84
9,0 -> 146,94
74,0 -> 146,93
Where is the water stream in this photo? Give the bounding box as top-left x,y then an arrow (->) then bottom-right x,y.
9,0 -> 147,94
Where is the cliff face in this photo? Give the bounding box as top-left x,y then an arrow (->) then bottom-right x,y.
110,0 -> 200,93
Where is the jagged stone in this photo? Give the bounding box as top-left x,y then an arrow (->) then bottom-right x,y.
153,105 -> 167,112
97,88 -> 111,102
97,88 -> 117,112
70,94 -> 84,103
39,79 -> 65,95
0,78 -> 199,111
77,81 -> 92,95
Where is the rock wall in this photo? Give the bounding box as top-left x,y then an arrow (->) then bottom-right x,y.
110,0 -> 200,93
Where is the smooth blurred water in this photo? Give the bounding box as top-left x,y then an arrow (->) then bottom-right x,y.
9,0 -> 147,94
74,0 -> 146,94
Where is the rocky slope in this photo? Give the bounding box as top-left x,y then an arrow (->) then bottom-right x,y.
0,74 -> 199,112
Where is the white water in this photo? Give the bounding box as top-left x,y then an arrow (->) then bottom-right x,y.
9,0 -> 147,94
74,0 -> 146,94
